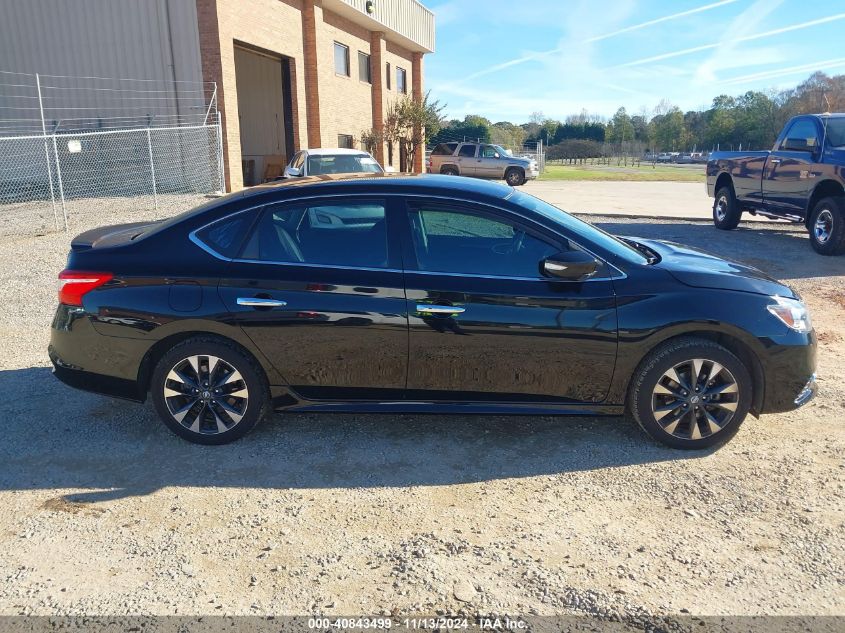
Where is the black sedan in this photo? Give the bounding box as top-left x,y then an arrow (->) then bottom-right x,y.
49,174 -> 817,448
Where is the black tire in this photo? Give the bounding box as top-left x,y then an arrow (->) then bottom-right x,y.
440,166 -> 459,176
150,336 -> 270,445
505,167 -> 526,186
713,185 -> 742,230
627,337 -> 753,450
808,196 -> 845,255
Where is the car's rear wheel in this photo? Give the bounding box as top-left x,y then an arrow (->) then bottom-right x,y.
505,167 -> 526,186
628,337 -> 752,449
151,337 -> 269,445
713,185 -> 742,230
440,166 -> 459,176
808,196 -> 845,255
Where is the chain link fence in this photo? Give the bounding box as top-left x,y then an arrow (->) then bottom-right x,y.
0,71 -> 224,240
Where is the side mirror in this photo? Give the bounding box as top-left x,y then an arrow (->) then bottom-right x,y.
285,166 -> 303,178
541,251 -> 599,281
494,152 -> 500,159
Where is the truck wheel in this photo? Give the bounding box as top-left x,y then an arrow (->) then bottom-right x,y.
440,166 -> 459,176
808,197 -> 845,255
505,167 -> 525,186
713,186 -> 741,230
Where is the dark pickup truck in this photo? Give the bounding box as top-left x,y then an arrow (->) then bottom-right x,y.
706,113 -> 845,255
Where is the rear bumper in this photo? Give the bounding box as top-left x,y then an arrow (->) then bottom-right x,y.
49,347 -> 144,402
49,304 -> 148,402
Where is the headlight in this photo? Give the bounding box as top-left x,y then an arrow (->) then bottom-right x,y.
767,296 -> 812,333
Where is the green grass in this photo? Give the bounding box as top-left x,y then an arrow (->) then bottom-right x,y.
539,162 -> 705,183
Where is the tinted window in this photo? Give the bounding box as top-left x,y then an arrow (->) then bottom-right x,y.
337,134 -> 354,149
334,42 -> 349,76
242,201 -> 388,268
509,191 -> 649,265
407,205 -> 558,278
782,118 -> 819,149
458,144 -> 477,158
432,143 -> 458,156
195,214 -> 252,258
826,118 -> 845,148
386,62 -> 391,89
307,153 -> 382,175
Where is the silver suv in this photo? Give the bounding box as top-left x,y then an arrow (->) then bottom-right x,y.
427,142 -> 539,186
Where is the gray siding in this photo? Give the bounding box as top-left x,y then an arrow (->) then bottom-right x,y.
0,0 -> 204,131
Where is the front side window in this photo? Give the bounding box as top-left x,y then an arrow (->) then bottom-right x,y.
396,67 -> 407,94
334,42 -> 350,76
358,51 -> 371,83
407,205 -> 559,278
781,118 -> 819,150
480,145 -> 500,158
241,201 -> 388,268
458,144 -> 477,158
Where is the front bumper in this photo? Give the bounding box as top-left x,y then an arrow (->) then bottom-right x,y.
793,373 -> 817,407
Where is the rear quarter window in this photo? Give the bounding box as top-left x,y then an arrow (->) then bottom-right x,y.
194,214 -> 252,258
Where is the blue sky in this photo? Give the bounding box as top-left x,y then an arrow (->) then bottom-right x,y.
419,0 -> 845,122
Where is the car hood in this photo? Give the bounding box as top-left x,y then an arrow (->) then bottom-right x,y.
626,237 -> 797,298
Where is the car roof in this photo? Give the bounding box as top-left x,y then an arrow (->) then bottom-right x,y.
243,173 -> 514,200
301,148 -> 372,156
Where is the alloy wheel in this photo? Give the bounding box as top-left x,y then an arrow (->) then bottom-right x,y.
651,358 -> 739,440
715,195 -> 729,221
814,208 -> 833,245
163,355 -> 249,435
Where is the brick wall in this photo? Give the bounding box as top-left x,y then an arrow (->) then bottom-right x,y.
196,0 -> 427,190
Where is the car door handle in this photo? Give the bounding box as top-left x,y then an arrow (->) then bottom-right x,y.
416,304 -> 465,315
237,297 -> 287,308
770,159 -> 781,164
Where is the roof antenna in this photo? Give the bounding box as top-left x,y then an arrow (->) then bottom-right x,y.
822,92 -> 832,116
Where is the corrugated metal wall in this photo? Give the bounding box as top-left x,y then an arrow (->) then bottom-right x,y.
0,0 -> 205,130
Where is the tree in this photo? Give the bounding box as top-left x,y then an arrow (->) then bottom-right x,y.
606,107 -> 634,144
384,92 -> 444,171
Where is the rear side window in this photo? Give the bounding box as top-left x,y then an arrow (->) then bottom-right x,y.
194,213 -> 252,258
432,143 -> 458,156
458,144 -> 477,158
240,201 -> 388,268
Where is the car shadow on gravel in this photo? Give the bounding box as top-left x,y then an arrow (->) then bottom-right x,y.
0,367 -> 703,502
594,220 -> 845,281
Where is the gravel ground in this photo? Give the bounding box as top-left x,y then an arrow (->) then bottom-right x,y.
0,210 -> 843,620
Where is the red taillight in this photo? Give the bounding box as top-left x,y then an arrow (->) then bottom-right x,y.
58,270 -> 113,306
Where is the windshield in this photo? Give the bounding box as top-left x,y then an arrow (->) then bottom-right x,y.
307,154 -> 383,175
509,191 -> 650,265
825,118 -> 845,148
493,145 -> 511,157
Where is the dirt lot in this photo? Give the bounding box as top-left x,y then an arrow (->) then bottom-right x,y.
0,206 -> 843,621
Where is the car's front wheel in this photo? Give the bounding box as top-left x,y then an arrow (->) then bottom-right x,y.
505,167 -> 526,186
808,196 -> 845,255
628,337 -> 752,449
713,186 -> 742,230
150,337 -> 270,444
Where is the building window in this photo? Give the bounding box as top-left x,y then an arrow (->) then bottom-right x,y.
338,134 -> 354,149
334,42 -> 350,76
386,62 -> 391,90
358,51 -> 371,83
396,66 -> 407,94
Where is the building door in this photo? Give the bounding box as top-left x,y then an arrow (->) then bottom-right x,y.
234,46 -> 293,185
